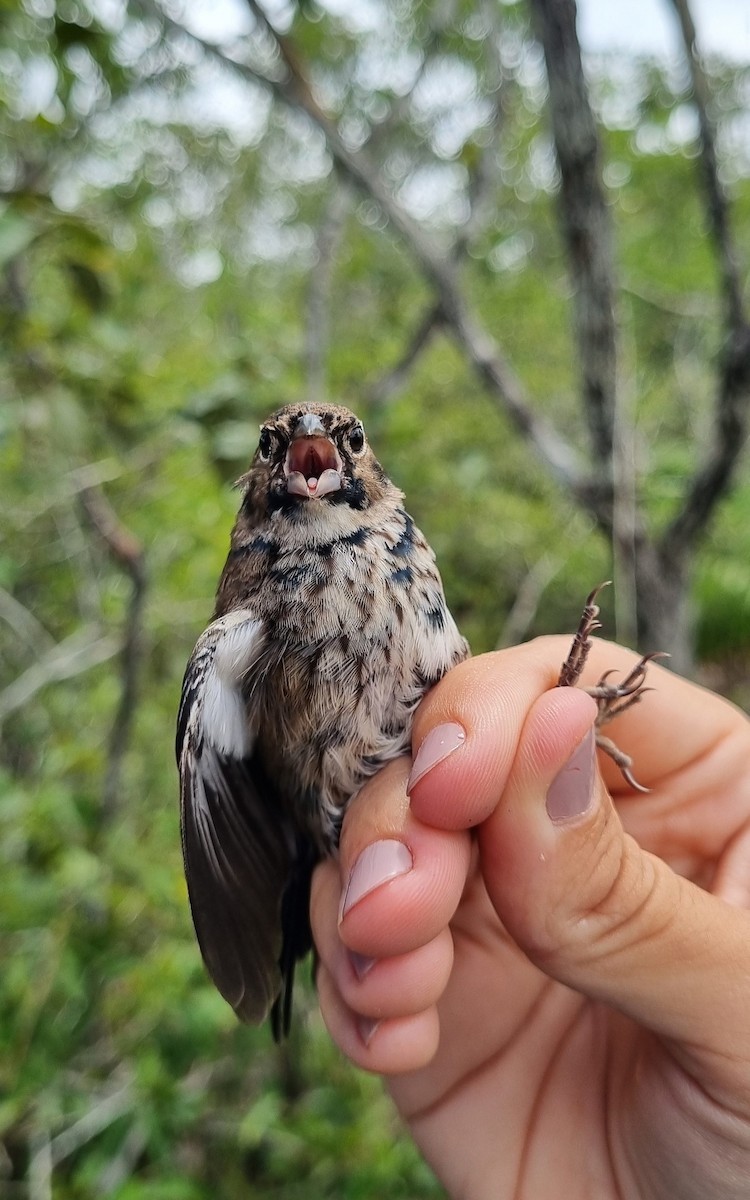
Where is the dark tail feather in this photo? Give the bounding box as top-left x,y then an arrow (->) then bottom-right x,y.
271,837 -> 317,1040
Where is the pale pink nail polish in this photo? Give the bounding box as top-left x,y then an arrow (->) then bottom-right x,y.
546,728 -> 596,823
349,951 -> 376,981
407,721 -> 466,793
357,1016 -> 381,1046
339,839 -> 413,922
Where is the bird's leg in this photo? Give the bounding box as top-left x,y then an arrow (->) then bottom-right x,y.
557,581 -> 608,689
558,583 -> 667,792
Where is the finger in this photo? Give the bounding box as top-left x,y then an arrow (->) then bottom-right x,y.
311,856 -> 455,1020
331,757 -> 472,960
310,756 -> 468,1074
317,963 -> 441,1074
407,640 -> 595,830
480,684 -> 750,1095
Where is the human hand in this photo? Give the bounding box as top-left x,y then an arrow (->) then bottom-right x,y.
311,638 -> 750,1199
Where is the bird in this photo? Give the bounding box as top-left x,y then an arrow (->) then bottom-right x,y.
176,402 -> 470,1037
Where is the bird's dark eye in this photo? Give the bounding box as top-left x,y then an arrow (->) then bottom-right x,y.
257,428 -> 274,462
347,423 -> 366,455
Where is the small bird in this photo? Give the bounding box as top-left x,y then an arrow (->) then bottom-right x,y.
176,402 -> 469,1036
176,403 -> 656,1038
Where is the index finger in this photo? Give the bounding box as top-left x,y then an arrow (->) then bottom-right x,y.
408,635 -> 749,830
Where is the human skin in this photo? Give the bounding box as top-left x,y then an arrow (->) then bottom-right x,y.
310,637 -> 750,1199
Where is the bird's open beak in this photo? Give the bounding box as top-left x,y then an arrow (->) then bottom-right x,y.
284,414 -> 343,499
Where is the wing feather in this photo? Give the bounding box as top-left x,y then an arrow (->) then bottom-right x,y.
177,611 -> 295,1026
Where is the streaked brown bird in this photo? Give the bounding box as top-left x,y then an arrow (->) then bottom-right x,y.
176,402 -> 469,1037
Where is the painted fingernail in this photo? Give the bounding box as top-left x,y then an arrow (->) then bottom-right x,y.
349,951 -> 377,981
546,727 -> 596,823
407,721 -> 466,793
339,840 -> 413,922
357,1016 -> 381,1046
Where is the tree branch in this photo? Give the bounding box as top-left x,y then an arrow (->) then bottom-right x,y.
80,488 -> 147,823
0,586 -> 55,657
47,1081 -> 133,1167
667,0 -> 745,329
663,0 -> 750,555
528,0 -> 618,472
367,302 -> 444,406
495,553 -> 563,648
95,1120 -> 148,1195
28,1130 -> 52,1200
0,628 -> 120,723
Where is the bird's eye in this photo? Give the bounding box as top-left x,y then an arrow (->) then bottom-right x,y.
347,423 -> 366,456
257,428 -> 274,462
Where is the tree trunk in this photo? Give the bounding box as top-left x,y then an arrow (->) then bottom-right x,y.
633,540 -> 693,677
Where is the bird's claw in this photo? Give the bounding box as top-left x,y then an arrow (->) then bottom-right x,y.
557,581 -> 609,689
592,734 -> 649,793
558,584 -> 668,791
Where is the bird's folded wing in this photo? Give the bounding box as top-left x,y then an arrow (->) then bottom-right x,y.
176,610 -> 292,1025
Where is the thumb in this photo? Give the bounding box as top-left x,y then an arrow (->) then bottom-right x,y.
481,685 -> 750,1094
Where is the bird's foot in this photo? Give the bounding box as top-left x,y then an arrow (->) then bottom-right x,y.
558,582 -> 668,792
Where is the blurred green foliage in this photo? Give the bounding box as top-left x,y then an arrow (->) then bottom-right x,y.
2,0 -> 750,1195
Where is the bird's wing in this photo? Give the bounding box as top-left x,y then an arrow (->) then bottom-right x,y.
176,609 -> 296,1027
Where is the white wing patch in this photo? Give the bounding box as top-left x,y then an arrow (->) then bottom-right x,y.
199,612 -> 264,757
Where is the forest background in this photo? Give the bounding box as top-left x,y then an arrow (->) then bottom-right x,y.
3,0 -> 750,1196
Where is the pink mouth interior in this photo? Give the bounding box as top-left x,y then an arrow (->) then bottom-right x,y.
287,437 -> 338,483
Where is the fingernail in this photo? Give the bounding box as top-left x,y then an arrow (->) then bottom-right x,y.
339,840 -> 413,922
546,728 -> 596,823
407,721 -> 466,793
349,951 -> 377,981
357,1016 -> 381,1046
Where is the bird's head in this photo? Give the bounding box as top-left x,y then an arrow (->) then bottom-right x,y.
237,403 -> 392,520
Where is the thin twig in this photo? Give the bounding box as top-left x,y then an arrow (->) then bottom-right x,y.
80,488 -> 147,823
0,628 -> 120,722
27,1130 -> 52,1200
49,1082 -> 134,1166
495,553 -> 563,648
0,586 -> 55,660
367,302 -> 444,406
12,458 -> 132,531
96,1121 -> 148,1196
621,278 -> 710,321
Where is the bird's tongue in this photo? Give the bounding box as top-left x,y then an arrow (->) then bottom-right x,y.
285,436 -> 342,499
